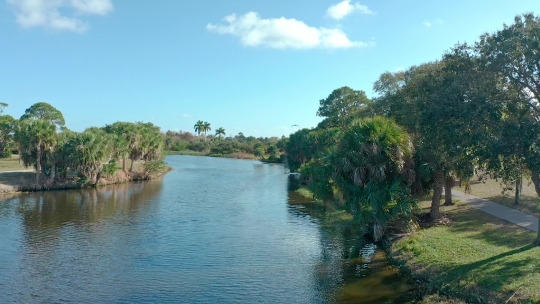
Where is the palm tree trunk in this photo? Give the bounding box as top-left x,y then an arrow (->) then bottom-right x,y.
35,146 -> 41,185
130,158 -> 135,172
122,158 -> 127,173
444,176 -> 453,205
430,169 -> 444,220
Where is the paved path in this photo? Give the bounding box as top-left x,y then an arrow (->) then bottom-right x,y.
452,189 -> 539,233
0,170 -> 34,174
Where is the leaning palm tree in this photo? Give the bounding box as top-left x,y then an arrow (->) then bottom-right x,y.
203,122 -> 211,142
194,120 -> 204,140
215,127 -> 225,141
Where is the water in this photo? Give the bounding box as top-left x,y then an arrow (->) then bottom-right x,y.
0,155 -> 411,303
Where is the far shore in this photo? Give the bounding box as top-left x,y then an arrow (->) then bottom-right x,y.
0,156 -> 170,195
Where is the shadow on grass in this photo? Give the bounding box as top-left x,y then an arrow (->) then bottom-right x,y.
484,195 -> 540,218
0,172 -> 35,186
442,207 -> 535,248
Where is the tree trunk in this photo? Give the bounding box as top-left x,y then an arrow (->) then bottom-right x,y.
430,169 -> 444,220
35,146 -> 41,185
122,158 -> 127,173
515,175 -> 522,205
18,147 -> 21,164
130,158 -> 135,172
529,171 -> 540,245
536,218 -> 540,246
444,176 -> 453,205
50,163 -> 56,183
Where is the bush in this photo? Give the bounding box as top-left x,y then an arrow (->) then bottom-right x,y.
143,160 -> 169,177
0,150 -> 11,158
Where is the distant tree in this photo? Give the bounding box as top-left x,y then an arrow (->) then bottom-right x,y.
194,120 -> 204,139
20,102 -> 65,129
0,102 -> 8,115
16,119 -> 57,184
203,122 -> 211,141
215,127 -> 226,140
317,86 -> 372,128
0,115 -> 15,158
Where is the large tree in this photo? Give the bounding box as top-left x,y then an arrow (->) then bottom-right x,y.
476,13 -> 540,244
317,86 -> 372,128
20,102 -> 65,128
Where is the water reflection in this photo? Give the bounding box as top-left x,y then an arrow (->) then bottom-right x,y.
0,156 -> 411,303
286,176 -> 412,304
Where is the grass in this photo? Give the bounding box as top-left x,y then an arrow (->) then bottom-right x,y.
0,155 -> 31,172
456,178 -> 540,217
164,150 -> 208,156
392,197 -> 540,303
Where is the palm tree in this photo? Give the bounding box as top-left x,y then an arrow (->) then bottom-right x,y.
15,119 -> 57,185
215,127 -> 225,141
332,116 -> 416,242
203,122 -> 211,142
194,120 -> 204,140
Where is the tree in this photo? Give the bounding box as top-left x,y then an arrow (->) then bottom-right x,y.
20,102 -> 65,129
331,116 -> 416,241
0,102 -> 7,115
476,13 -> 540,244
68,129 -> 114,185
194,120 -> 204,140
15,119 -> 57,185
215,127 -> 226,140
203,121 -> 211,142
317,86 -> 372,128
0,114 -> 16,158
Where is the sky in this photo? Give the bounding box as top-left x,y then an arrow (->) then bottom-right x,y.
1,0 -> 539,137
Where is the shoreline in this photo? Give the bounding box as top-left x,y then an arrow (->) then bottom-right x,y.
0,166 -> 171,195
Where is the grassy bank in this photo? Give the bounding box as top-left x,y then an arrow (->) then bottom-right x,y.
456,178 -> 540,217
0,155 -> 28,172
164,150 -> 262,160
390,197 -> 540,303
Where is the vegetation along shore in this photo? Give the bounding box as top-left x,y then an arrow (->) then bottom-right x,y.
0,102 -> 170,193
285,14 -> 540,303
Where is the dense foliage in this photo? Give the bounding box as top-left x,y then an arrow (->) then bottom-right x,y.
285,13 -> 540,244
2,102 -> 164,186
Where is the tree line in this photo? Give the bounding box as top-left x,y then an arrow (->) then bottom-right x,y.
285,13 -> 540,244
162,122 -> 287,161
0,102 -> 164,187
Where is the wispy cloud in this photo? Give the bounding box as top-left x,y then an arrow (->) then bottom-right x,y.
207,12 -> 373,49
423,19 -> 443,28
180,114 -> 192,118
395,67 -> 404,72
7,0 -> 114,33
326,0 -> 373,20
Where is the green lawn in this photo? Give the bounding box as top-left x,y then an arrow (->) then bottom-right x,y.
455,178 -> 540,218
393,198 -> 540,303
0,155 -> 30,172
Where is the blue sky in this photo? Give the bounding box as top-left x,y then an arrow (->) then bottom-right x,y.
1,0 -> 539,137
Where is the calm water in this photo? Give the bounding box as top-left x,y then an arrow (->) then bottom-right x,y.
0,155 -> 410,303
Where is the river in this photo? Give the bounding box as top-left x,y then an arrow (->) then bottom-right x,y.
0,155 -> 411,303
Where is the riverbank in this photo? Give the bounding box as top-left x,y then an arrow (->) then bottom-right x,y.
0,157 -> 171,194
293,187 -> 540,303
165,150 -> 284,163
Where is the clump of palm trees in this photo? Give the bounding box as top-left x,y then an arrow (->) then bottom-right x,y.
194,120 -> 213,141
7,102 -> 165,187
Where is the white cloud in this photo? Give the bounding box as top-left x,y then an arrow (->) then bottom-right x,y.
326,0 -> 373,20
395,67 -> 404,72
7,0 -> 114,33
180,114 -> 192,118
207,12 -> 372,49
422,21 -> 431,28
436,18 -> 443,24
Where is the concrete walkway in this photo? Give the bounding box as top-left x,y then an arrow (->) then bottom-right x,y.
452,189 -> 539,233
0,170 -> 34,174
